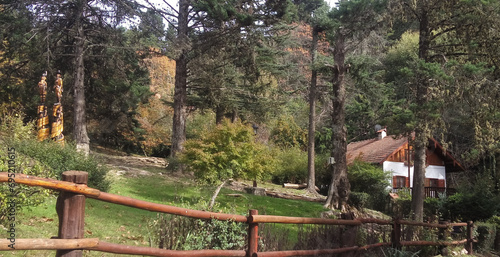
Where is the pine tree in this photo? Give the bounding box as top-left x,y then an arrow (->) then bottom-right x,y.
387,0 -> 500,222
142,0 -> 293,157
323,0 -> 387,210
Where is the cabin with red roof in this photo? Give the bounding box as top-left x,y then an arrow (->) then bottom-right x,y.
346,128 -> 464,198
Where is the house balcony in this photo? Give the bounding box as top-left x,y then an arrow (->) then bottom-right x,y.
392,187 -> 456,198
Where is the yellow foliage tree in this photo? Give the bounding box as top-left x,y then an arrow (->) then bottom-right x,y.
133,55 -> 176,156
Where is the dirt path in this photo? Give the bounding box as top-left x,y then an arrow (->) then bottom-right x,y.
92,146 -> 167,177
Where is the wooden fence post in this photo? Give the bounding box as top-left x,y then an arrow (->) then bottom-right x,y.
438,220 -> 449,256
56,171 -> 87,257
392,218 -> 401,250
248,209 -> 258,257
466,221 -> 473,255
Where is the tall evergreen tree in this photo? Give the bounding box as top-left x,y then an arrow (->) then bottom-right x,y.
387,0 -> 500,222
291,0 -> 330,194
143,0 -> 293,157
323,0 -> 387,210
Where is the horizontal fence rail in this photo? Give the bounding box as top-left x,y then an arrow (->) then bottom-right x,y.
0,238 -> 246,257
0,172 -> 474,257
0,172 -> 247,223
0,239 -> 99,251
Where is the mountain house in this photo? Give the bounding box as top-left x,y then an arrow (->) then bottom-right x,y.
346,128 -> 464,198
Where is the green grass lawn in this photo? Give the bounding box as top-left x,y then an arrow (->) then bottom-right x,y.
5,172 -> 328,257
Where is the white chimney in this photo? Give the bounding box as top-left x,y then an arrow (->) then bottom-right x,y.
377,127 -> 387,140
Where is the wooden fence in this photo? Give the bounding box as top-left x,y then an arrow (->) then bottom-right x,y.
0,171 -> 474,257
392,187 -> 457,198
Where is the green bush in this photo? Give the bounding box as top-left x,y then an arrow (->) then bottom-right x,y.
183,219 -> 246,250
0,114 -> 57,224
348,191 -> 370,209
272,147 -> 308,184
475,222 -> 496,253
347,159 -> 391,211
270,115 -> 307,149
0,113 -> 110,192
12,139 -> 110,192
318,158 -> 391,210
180,119 -> 277,185
423,197 -> 441,221
391,195 -> 412,219
487,216 -> 500,251
151,211 -> 246,250
0,113 -> 36,142
0,146 -> 56,225
390,192 -> 445,220
443,182 -> 500,222
271,149 -> 330,187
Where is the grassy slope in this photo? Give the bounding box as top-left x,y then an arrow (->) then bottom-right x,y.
6,169 -> 328,257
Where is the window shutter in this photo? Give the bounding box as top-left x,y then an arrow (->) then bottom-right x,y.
438,179 -> 445,188
393,176 -> 397,188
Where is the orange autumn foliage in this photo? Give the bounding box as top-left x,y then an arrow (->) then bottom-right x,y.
134,55 -> 176,155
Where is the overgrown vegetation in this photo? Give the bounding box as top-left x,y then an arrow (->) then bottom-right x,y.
347,159 -> 391,211
0,114 -> 109,224
151,213 -> 246,250
271,146 -> 309,185
0,143 -> 55,224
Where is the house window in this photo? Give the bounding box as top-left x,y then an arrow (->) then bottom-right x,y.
394,176 -> 407,188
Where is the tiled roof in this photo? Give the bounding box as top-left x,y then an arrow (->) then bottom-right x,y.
346,135 -> 408,164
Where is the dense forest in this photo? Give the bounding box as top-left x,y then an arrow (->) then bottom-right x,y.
1,0 -> 500,224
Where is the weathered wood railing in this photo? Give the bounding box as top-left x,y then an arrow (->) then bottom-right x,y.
393,187 -> 457,198
0,171 -> 474,257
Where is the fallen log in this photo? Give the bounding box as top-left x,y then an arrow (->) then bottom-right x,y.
283,183 -> 320,192
283,183 -> 307,189
265,191 -> 325,203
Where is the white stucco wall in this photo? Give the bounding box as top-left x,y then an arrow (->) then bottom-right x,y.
383,161 -> 446,187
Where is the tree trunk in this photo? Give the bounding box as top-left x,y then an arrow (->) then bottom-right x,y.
412,130 -> 427,222
411,1 -> 431,222
208,180 -> 226,210
306,26 -> 318,193
324,30 -> 350,211
171,0 -> 190,158
215,105 -> 224,124
73,1 -> 89,156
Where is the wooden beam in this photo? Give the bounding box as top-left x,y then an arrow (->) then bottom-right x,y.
0,238 -> 99,250
249,215 -> 362,225
0,172 -> 100,197
95,192 -> 248,223
400,239 -> 467,246
0,172 -> 247,223
257,246 -> 359,257
93,241 -> 246,257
